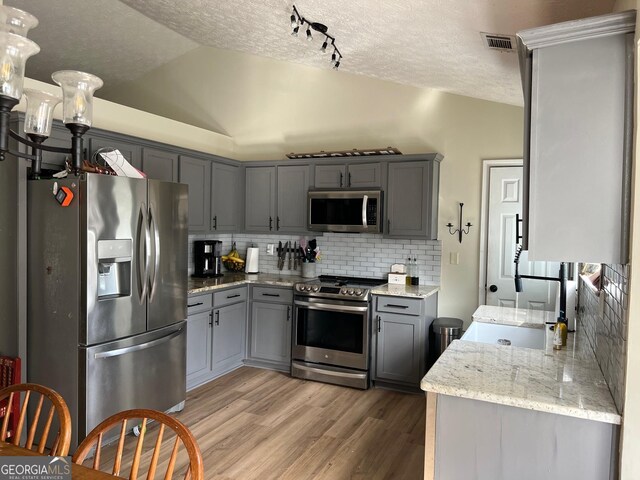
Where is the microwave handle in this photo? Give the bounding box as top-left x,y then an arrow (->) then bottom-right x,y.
362,195 -> 368,227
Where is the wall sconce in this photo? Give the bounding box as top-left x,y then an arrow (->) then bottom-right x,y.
290,5 -> 343,70
0,5 -> 103,179
446,202 -> 472,243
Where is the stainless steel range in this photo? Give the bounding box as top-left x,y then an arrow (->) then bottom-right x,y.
291,275 -> 387,389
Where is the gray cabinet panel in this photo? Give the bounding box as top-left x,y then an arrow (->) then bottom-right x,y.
245,166 -> 276,232
212,301 -> 246,374
212,163 -> 240,232
89,136 -> 143,172
375,312 -> 422,384
142,148 -> 178,182
186,310 -> 212,380
179,156 -> 211,233
314,164 -> 346,188
250,302 -> 291,365
387,161 -> 432,238
34,124 -> 74,171
347,162 -> 381,188
277,165 -> 309,232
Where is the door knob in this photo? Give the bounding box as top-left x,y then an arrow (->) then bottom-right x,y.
489,285 -> 498,293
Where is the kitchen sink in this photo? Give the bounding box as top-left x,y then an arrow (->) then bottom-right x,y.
461,321 -> 546,350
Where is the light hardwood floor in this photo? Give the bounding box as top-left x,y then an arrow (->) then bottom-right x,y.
84,367 -> 426,479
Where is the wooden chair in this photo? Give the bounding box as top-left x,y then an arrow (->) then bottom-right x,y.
73,409 -> 204,480
0,383 -> 72,456
0,356 -> 21,440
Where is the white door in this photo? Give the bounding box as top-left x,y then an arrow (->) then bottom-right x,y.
486,166 -> 558,310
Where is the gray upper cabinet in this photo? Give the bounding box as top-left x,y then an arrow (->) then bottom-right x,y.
89,136 -> 143,172
347,162 -> 382,188
517,11 -> 635,264
179,156 -> 211,233
387,160 -> 440,239
245,166 -> 276,232
212,162 -> 240,233
313,162 -> 381,188
142,148 -> 179,182
276,165 -> 309,232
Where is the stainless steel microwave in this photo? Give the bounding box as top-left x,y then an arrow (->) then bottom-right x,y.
307,189 -> 383,233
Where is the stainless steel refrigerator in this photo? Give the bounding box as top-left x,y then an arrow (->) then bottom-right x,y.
27,173 -> 188,448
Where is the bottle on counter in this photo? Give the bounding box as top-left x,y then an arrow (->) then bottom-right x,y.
552,320 -> 568,350
411,257 -> 419,286
406,257 -> 412,286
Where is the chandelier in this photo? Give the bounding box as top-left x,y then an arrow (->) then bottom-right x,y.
290,5 -> 342,70
0,5 -> 103,179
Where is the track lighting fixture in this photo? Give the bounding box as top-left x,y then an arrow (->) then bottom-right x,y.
290,5 -> 343,70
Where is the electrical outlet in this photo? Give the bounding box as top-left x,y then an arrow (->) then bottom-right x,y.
449,252 -> 459,265
266,244 -> 275,255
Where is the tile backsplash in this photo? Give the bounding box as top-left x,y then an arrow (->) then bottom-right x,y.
578,264 -> 628,413
189,233 -> 441,284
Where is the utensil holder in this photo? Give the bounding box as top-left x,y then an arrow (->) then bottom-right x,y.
301,262 -> 316,278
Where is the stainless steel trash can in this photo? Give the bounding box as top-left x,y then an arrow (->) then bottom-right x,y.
432,317 -> 463,359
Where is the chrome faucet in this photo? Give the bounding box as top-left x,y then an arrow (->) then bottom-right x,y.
514,245 -> 567,323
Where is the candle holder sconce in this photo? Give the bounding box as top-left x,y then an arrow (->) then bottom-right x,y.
446,202 -> 472,243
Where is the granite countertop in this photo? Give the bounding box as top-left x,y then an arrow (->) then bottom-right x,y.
421,308 -> 621,425
189,273 -> 309,294
371,284 -> 440,299
472,304 -> 556,328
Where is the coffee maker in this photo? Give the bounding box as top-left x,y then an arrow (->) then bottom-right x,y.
193,240 -> 223,278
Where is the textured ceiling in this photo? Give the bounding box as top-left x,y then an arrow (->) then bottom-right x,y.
8,0 -> 616,106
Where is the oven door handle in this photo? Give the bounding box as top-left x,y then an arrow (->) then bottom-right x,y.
294,300 -> 369,313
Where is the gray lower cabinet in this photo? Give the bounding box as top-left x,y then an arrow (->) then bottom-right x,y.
247,286 -> 293,371
245,166 -> 276,232
142,147 -> 179,182
386,160 -> 440,239
373,294 -> 437,388
313,162 -> 381,188
186,287 -> 247,390
276,164 -> 309,232
212,301 -> 246,375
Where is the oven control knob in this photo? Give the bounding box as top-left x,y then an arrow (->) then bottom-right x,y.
355,289 -> 363,296
348,289 -> 355,295
340,288 -> 348,295
312,285 -> 320,292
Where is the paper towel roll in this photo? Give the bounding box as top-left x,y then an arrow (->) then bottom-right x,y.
246,247 -> 259,274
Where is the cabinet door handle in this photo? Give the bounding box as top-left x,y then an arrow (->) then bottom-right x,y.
339,171 -> 343,188
269,216 -> 273,231
213,215 -> 217,230
188,302 -> 204,308
385,304 -> 409,309
377,315 -> 381,332
209,312 -> 213,327
515,213 -> 522,243
215,311 -> 220,326
287,306 -> 291,322
262,293 -> 280,297
277,216 -> 280,230
227,293 -> 241,299
348,172 -> 352,187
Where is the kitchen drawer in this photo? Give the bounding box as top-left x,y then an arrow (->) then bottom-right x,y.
187,294 -> 212,315
213,286 -> 248,308
375,296 -> 423,316
251,286 -> 293,304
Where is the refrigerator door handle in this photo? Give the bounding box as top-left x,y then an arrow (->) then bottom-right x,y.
93,327 -> 184,359
148,203 -> 160,300
137,204 -> 149,302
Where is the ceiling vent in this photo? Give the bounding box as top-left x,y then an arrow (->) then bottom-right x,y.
480,32 -> 517,52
